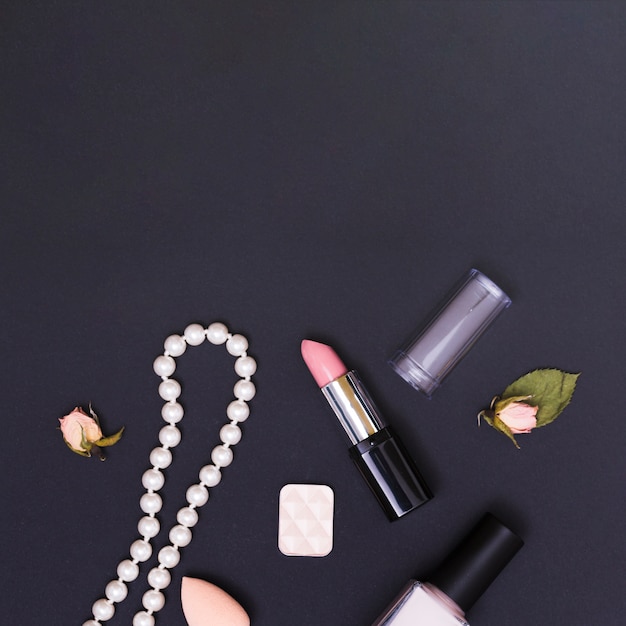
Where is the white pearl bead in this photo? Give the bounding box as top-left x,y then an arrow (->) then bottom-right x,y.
105,580 -> 128,603
159,425 -> 181,448
164,334 -> 186,357
199,464 -> 222,487
234,379 -> 256,401
153,355 -> 176,377
142,589 -> 165,612
184,323 -> 206,346
211,444 -> 233,467
132,612 -> 155,626
206,322 -> 229,344
234,355 -> 257,377
140,492 -> 162,514
142,468 -> 165,491
169,524 -> 192,547
186,484 -> 209,507
176,506 -> 199,527
92,598 -> 115,621
149,446 -> 172,469
157,545 -> 180,569
130,539 -> 152,562
226,400 -> 250,423
161,401 -> 184,424
220,423 -> 242,446
117,559 -> 139,582
147,566 -> 171,590
83,621 -> 100,626
137,515 -> 160,539
158,379 -> 181,401
226,334 -> 248,356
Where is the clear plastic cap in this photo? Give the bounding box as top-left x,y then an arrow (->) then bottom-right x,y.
389,269 -> 511,397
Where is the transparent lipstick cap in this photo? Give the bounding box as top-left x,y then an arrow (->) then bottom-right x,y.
389,269 -> 511,397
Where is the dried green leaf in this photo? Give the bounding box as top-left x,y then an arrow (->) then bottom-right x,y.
478,410 -> 520,448
493,395 -> 533,414
79,425 -> 92,452
64,439 -> 91,457
95,427 -> 125,448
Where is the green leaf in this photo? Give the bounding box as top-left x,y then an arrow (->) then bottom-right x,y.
95,427 -> 125,448
502,369 -> 580,428
493,395 -> 533,414
478,410 -> 520,448
79,425 -> 92,452
493,416 -> 520,448
64,439 -> 91,457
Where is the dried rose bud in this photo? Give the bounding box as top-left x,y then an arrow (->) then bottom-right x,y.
478,394 -> 538,448
478,369 -> 580,449
497,401 -> 538,434
58,406 -> 124,459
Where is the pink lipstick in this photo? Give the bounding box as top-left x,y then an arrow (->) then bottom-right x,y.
301,340 -> 432,520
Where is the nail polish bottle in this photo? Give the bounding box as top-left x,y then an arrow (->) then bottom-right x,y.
372,513 -> 523,625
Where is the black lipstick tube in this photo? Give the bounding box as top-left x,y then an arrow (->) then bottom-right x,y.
321,370 -> 433,520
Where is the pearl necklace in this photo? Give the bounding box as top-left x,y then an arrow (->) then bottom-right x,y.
82,322 -> 256,626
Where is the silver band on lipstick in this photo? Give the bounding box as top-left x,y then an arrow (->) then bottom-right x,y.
321,371 -> 385,444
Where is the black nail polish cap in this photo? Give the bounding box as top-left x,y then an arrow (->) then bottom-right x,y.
429,513 -> 524,612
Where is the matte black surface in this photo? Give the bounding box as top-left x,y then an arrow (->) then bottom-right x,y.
2,2 -> 626,625
429,513 -> 524,613
350,427 -> 433,521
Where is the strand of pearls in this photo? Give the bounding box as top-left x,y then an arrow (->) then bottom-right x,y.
83,322 -> 256,626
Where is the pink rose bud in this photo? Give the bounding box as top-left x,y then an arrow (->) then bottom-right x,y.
59,406 -> 104,453
58,406 -> 124,459
498,401 -> 538,434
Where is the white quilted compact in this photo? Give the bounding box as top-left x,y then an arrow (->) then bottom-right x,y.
278,484 -> 334,557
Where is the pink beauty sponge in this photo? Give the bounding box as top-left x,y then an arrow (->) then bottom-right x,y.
181,577 -> 250,626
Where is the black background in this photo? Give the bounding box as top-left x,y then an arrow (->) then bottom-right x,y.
2,2 -> 626,625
